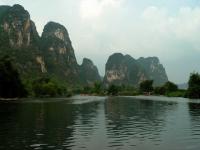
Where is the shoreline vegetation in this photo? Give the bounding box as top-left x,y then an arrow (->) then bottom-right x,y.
0,4 -> 199,101
1,4 -> 199,100
0,55 -> 199,100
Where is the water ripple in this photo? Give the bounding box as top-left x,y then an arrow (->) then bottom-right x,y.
1,96 -> 200,150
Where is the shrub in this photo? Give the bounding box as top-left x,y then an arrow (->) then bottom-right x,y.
187,73 -> 200,99
154,81 -> 178,96
107,84 -> 119,96
164,81 -> 178,93
32,76 -> 68,97
140,80 -> 153,93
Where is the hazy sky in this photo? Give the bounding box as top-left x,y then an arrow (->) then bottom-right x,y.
1,0 -> 200,84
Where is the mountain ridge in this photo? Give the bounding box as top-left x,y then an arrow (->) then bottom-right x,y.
0,4 -> 101,86
0,4 -> 168,88
104,53 -> 168,87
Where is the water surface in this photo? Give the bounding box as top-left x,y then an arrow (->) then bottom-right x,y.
0,96 -> 200,150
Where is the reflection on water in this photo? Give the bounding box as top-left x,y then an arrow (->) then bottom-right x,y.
0,96 -> 200,150
104,97 -> 178,150
188,103 -> 200,143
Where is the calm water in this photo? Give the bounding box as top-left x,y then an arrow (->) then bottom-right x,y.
0,96 -> 200,150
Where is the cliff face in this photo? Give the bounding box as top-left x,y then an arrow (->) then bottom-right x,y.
0,4 -> 39,48
0,4 -> 101,86
104,53 -> 147,86
0,5 -> 44,78
0,4 -> 168,87
40,22 -> 80,83
104,53 -> 168,87
80,58 -> 101,85
137,57 -> 168,86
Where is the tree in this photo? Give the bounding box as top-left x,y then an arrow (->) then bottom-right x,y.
163,81 -> 178,93
154,86 -> 166,95
0,55 -> 27,98
82,86 -> 92,94
93,81 -> 103,94
107,84 -> 119,96
187,73 -> 200,99
154,81 -> 178,95
140,80 -> 153,93
32,76 -> 67,97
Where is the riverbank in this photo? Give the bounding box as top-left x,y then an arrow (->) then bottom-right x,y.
0,98 -> 19,101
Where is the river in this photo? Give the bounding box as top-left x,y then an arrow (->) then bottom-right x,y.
0,96 -> 200,150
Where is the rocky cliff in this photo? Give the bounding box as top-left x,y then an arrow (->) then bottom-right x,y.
80,58 -> 101,85
0,4 -> 168,87
0,4 -> 44,78
104,53 -> 168,86
40,21 -> 80,84
0,4 -> 100,86
0,4 -> 39,48
137,57 -> 168,86
104,53 -> 147,86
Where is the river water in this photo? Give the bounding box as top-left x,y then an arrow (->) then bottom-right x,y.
0,96 -> 200,150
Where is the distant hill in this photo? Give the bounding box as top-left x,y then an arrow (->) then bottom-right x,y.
178,83 -> 188,90
80,58 -> 101,85
104,53 -> 168,87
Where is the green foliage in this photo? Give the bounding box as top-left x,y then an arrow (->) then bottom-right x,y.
118,90 -> 140,96
166,90 -> 186,97
164,81 -> 178,93
187,73 -> 200,99
154,81 -> 178,96
140,80 -> 153,93
71,85 -> 82,94
79,82 -> 104,95
79,83 -> 139,96
189,73 -> 200,87
82,86 -> 93,94
154,86 -> 166,95
117,85 -> 139,96
0,55 -> 27,98
32,76 -> 68,97
107,84 -> 119,96
92,82 -> 103,94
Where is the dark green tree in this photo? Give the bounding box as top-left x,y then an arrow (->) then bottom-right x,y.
163,81 -> 178,93
140,80 -> 153,93
93,81 -> 103,94
107,84 -> 119,96
154,81 -> 178,95
82,86 -> 92,94
154,86 -> 166,95
0,55 -> 27,98
187,73 -> 200,99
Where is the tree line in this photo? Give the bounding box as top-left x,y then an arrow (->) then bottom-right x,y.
1,55 -> 200,99
80,74 -> 200,99
138,73 -> 200,99
0,55 -> 71,98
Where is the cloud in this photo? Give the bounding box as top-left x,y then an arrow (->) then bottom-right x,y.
133,6 -> 200,82
0,0 -> 5,5
75,4 -> 200,83
141,6 -> 200,52
1,0 -> 200,83
80,0 -> 123,19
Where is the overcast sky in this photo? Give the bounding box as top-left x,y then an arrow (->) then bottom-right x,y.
1,0 -> 200,84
